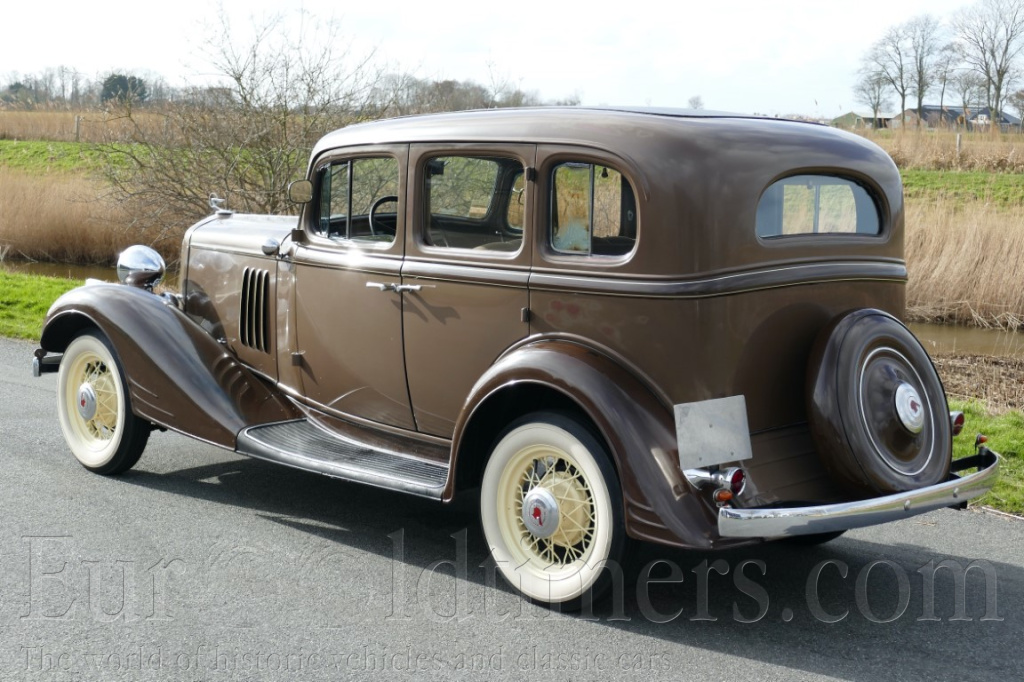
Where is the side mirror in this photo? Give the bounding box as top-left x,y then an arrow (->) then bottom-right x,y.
288,179 -> 313,204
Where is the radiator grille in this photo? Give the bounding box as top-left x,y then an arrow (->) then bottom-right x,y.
240,267 -> 271,353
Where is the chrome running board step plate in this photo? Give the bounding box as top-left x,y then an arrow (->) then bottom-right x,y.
237,420 -> 448,499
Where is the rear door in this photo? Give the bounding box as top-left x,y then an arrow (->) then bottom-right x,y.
401,144 -> 535,437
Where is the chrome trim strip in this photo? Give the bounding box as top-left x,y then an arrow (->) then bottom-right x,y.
530,261 -> 907,299
402,259 -> 530,287
718,449 -> 1000,538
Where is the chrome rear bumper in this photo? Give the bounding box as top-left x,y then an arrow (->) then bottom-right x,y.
718,448 -> 1000,538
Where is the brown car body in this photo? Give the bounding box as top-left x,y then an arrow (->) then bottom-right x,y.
38,108 -> 998,604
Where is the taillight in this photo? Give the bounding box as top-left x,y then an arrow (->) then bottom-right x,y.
727,468 -> 746,495
950,411 -> 965,437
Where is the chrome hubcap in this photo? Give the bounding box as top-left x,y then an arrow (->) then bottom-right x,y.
77,383 -> 98,421
895,382 -> 925,435
521,487 -> 560,539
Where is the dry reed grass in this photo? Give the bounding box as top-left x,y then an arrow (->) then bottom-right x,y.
862,128 -> 1024,172
0,169 -> 172,264
905,199 -> 1024,329
0,110 -> 166,143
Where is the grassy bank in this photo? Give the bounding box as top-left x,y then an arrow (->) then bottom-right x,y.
0,271 -> 80,339
902,169 -> 1024,209
952,400 -> 1024,515
0,139 -> 108,174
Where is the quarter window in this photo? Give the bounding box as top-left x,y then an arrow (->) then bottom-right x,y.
756,175 -> 880,238
550,162 -> 636,256
316,156 -> 399,243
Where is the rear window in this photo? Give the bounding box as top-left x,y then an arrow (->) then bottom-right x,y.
756,175 -> 881,238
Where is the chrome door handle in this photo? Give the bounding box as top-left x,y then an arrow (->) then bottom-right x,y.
366,281 -> 396,292
394,284 -> 423,293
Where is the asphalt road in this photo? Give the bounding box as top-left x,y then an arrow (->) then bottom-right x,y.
0,335 -> 1021,682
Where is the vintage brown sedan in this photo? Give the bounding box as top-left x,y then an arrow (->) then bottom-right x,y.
34,107 -> 999,608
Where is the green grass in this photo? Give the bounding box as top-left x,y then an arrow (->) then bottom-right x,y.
951,399 -> 1024,515
901,169 -> 1024,209
0,271 -> 81,339
0,140 -> 110,175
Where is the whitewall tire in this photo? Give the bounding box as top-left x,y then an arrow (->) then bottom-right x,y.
480,412 -> 626,608
56,331 -> 149,474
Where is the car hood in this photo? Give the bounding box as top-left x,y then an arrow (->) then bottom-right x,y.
187,213 -> 296,257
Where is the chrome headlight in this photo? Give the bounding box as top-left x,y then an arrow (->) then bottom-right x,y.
117,245 -> 165,290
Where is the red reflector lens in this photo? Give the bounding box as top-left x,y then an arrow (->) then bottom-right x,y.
730,469 -> 746,495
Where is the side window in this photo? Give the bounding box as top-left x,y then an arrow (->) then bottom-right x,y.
550,162 -> 636,256
424,155 -> 524,251
315,156 -> 399,243
756,175 -> 880,238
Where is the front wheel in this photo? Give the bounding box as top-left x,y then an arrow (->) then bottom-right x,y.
480,412 -> 626,609
56,331 -> 149,475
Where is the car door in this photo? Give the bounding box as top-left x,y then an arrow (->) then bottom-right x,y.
291,145 -> 416,430
401,144 -> 535,437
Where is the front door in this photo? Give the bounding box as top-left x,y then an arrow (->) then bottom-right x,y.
292,146 -> 416,430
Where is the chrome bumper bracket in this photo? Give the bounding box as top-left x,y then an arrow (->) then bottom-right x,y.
32,352 -> 61,378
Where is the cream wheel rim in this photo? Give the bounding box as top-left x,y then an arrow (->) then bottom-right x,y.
482,421 -> 615,603
58,337 -> 125,467
502,445 -> 597,568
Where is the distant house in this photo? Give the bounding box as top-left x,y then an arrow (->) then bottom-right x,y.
969,107 -> 1022,132
832,111 -> 893,130
890,105 -> 960,129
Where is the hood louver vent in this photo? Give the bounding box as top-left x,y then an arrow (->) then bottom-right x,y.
240,268 -> 271,353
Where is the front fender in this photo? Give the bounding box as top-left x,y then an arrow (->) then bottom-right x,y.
41,284 -> 300,449
451,339 -> 720,550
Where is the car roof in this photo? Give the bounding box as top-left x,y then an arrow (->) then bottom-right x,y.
310,106 -> 818,159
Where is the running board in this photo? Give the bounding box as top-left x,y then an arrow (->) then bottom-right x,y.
236,420 -> 448,499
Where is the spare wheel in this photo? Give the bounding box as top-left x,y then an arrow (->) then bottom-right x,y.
806,308 -> 951,496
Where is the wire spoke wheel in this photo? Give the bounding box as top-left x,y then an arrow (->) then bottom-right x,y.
481,412 -> 625,608
56,332 -> 149,475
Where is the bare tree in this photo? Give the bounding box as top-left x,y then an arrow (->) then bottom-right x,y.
953,0 -> 1024,123
934,43 -> 963,110
867,25 -> 912,125
1008,88 -> 1024,128
687,95 -> 704,110
854,70 -> 892,126
98,10 -> 390,247
907,15 -> 944,121
954,68 -> 986,126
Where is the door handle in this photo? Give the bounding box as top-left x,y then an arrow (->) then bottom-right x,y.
366,281 -> 397,292
394,284 -> 423,293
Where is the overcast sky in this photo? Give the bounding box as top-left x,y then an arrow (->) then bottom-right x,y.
3,0 -> 978,116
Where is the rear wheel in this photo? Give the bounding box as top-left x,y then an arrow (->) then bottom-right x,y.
56,331 -> 149,475
480,412 -> 626,609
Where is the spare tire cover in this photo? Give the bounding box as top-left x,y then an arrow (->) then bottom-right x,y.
807,309 -> 951,496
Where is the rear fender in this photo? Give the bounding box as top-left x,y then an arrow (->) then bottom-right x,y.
450,338 -> 719,549
41,284 -> 300,449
